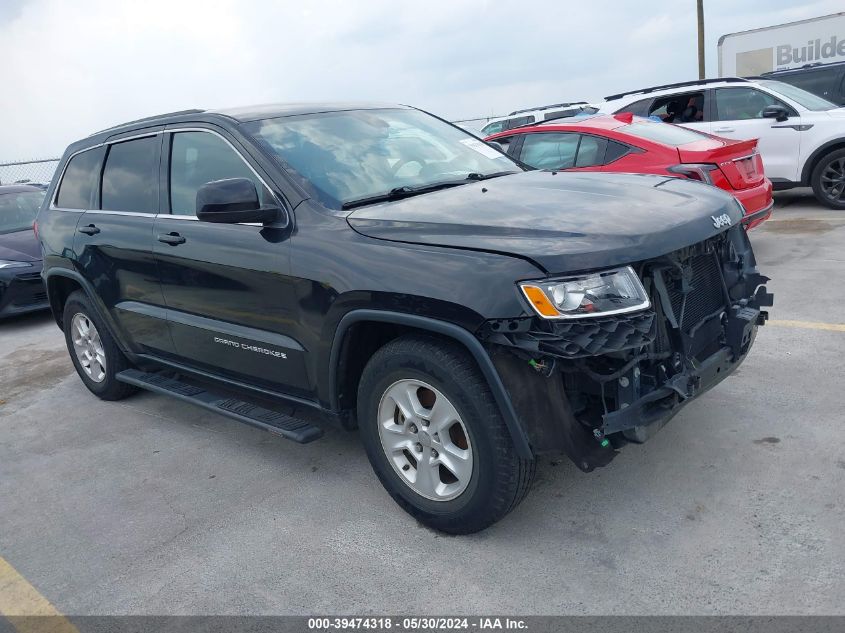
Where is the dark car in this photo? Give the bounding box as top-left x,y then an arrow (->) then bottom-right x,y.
757,61 -> 845,106
37,103 -> 771,533
0,185 -> 49,318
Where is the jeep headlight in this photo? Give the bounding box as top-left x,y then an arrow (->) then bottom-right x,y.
519,266 -> 650,319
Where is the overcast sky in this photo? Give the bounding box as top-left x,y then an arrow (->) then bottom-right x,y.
1,0 -> 842,158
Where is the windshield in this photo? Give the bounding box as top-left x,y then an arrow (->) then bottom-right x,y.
759,80 -> 837,111
243,108 -> 520,208
0,190 -> 44,234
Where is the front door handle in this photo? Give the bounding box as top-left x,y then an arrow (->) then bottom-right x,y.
157,232 -> 186,246
714,127 -> 735,133
78,224 -> 100,235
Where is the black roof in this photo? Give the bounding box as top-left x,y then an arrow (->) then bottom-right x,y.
211,101 -> 405,122
91,101 -> 405,136
0,184 -> 43,194
68,102 -> 410,158
761,60 -> 845,76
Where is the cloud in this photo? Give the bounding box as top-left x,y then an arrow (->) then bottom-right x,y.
1,0 -> 843,158
629,15 -> 681,44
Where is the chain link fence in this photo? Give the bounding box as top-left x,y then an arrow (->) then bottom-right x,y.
451,115 -> 504,134
0,158 -> 61,188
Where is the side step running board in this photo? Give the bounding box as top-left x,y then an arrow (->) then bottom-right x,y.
116,369 -> 323,443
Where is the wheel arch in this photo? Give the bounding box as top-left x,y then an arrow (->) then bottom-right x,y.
43,269 -> 134,359
44,269 -> 87,329
328,309 -> 534,459
801,138 -> 845,185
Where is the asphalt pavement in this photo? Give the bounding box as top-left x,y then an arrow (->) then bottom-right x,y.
0,189 -> 842,615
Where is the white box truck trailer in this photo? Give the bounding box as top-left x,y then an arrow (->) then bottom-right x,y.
718,13 -> 845,76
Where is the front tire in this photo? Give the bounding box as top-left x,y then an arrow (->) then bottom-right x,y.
357,335 -> 535,534
810,149 -> 845,210
62,290 -> 137,401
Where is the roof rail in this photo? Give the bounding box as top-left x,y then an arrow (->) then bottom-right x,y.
508,101 -> 587,116
605,77 -> 749,101
91,109 -> 206,136
502,107 -> 599,131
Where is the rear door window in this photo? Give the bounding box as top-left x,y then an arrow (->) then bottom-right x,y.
519,133 -> 615,169
648,92 -> 706,123
520,132 -> 580,169
574,135 -> 608,167
55,148 -> 104,209
100,136 -> 160,213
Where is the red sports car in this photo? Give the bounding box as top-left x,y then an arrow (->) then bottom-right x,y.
485,113 -> 773,229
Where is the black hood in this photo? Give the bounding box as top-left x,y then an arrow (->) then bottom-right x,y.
347,171 -> 743,274
0,228 -> 40,263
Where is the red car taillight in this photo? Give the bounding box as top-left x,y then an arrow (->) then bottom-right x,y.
667,163 -> 718,185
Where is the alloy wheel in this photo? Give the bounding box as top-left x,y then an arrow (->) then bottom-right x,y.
71,312 -> 106,383
377,379 -> 473,501
820,157 -> 845,201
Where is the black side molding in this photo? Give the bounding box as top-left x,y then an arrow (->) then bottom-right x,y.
117,369 -> 323,443
329,310 -> 533,459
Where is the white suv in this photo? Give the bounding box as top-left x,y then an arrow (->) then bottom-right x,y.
480,102 -> 598,136
597,78 -> 845,209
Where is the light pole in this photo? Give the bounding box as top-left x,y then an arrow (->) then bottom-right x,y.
697,0 -> 705,79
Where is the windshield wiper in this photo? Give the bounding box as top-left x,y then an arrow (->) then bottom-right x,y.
341,172 -> 519,209
342,184 -> 455,209
465,170 -> 519,180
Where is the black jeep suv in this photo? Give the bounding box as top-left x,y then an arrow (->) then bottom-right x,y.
37,103 -> 771,533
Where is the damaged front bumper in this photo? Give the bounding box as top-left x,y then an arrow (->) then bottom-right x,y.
481,225 -> 772,471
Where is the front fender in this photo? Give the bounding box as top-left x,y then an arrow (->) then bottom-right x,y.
328,309 -> 534,459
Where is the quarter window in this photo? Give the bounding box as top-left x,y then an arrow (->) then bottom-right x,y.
503,115 -> 533,130
779,69 -> 834,102
481,121 -> 504,136
604,140 -> 630,164
169,131 -> 269,216
490,135 -> 516,155
615,98 -> 652,117
55,148 -> 103,209
101,137 -> 159,213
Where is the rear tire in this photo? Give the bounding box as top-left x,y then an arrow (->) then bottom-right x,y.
62,290 -> 137,401
810,149 -> 845,210
357,334 -> 535,534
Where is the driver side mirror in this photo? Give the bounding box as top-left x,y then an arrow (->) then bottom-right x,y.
196,178 -> 281,224
761,104 -> 789,122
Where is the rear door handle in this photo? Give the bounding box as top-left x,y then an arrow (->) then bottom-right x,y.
714,127 -> 735,133
78,224 -> 100,235
157,232 -> 186,245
